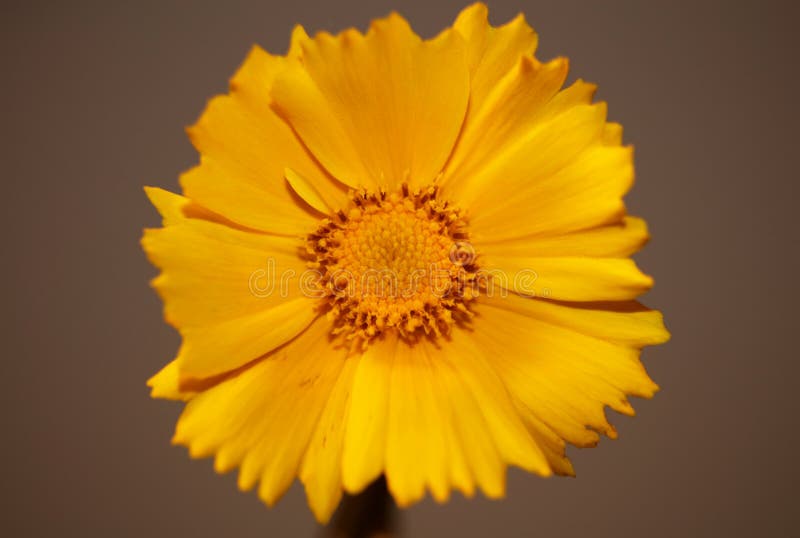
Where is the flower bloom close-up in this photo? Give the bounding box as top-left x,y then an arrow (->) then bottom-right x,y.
142,2 -> 669,524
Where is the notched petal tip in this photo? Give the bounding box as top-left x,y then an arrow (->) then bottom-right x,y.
507,11 -> 536,34
373,10 -> 414,33
567,78 -> 599,104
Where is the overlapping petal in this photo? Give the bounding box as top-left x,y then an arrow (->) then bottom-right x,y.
471,293 -> 667,448
182,45 -> 349,235
271,14 -> 470,192
341,331 -> 550,512
171,317 -> 346,509
451,3 -> 539,126
141,187 -> 320,380
441,55 -> 569,199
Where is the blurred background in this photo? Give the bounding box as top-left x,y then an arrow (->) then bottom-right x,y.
2,0 -> 798,536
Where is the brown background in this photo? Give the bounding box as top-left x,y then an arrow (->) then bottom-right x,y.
2,0 -> 798,536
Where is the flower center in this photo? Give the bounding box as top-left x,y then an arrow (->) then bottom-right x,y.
306,185 -> 478,345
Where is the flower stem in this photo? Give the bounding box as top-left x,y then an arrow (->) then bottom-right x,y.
325,476 -> 397,538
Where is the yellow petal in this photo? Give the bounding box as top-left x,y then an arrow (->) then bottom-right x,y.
340,334 -> 397,493
285,166 -> 344,215
385,341 -> 451,505
142,188 -> 319,379
481,216 -> 650,258
480,292 -> 669,349
456,102 -> 608,213
471,297 -> 660,448
603,122 -> 624,145
452,3 -> 538,121
443,56 -> 568,197
146,359 -> 194,401
143,188 -> 308,328
484,256 -> 653,302
469,144 -> 634,242
515,410 -> 575,477
271,13 -> 470,192
444,328 -> 552,479
385,330 -> 552,506
299,355 -> 360,523
174,299 -> 320,379
144,185 -> 189,225
183,46 -> 347,234
144,184 -> 268,233
430,347 -> 504,499
179,158 -> 317,236
172,317 -> 344,508
535,78 -> 597,122
417,348 -> 476,500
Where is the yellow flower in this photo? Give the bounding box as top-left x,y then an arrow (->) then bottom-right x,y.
142,2 -> 669,524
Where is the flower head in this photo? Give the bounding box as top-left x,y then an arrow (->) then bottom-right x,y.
143,2 -> 669,523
